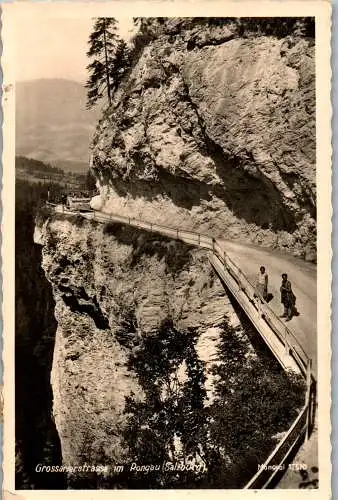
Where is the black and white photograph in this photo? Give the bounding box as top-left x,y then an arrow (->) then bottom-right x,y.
2,1 -> 332,495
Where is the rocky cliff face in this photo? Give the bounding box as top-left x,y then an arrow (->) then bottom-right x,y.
35,215 -> 240,486
91,18 -> 315,260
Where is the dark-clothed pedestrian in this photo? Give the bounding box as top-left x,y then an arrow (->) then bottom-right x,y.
280,273 -> 295,321
257,266 -> 268,300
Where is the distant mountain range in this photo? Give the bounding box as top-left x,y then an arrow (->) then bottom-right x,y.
15,155 -> 86,189
16,79 -> 101,173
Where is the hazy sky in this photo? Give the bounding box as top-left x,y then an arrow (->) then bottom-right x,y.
15,17 -> 135,83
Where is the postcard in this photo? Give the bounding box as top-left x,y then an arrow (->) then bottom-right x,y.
1,1 -> 332,498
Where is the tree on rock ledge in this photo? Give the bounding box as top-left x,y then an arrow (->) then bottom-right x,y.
86,17 -> 130,108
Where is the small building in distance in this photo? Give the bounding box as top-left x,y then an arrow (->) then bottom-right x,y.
66,195 -> 92,212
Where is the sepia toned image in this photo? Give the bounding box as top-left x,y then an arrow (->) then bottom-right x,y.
2,1 -> 332,496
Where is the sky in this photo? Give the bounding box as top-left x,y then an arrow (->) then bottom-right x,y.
15,17 -> 135,84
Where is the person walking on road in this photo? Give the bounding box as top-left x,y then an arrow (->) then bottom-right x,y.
256,266 -> 268,301
280,273 -> 296,321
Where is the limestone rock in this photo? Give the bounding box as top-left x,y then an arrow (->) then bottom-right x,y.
91,19 -> 315,258
38,217 -> 250,484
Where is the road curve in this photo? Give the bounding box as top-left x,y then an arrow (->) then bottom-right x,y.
219,239 -> 317,374
53,204 -> 317,374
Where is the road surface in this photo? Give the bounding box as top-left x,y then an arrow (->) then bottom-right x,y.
220,240 -> 317,374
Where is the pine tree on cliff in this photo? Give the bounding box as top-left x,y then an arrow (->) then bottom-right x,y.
86,18 -> 130,108
112,38 -> 130,86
